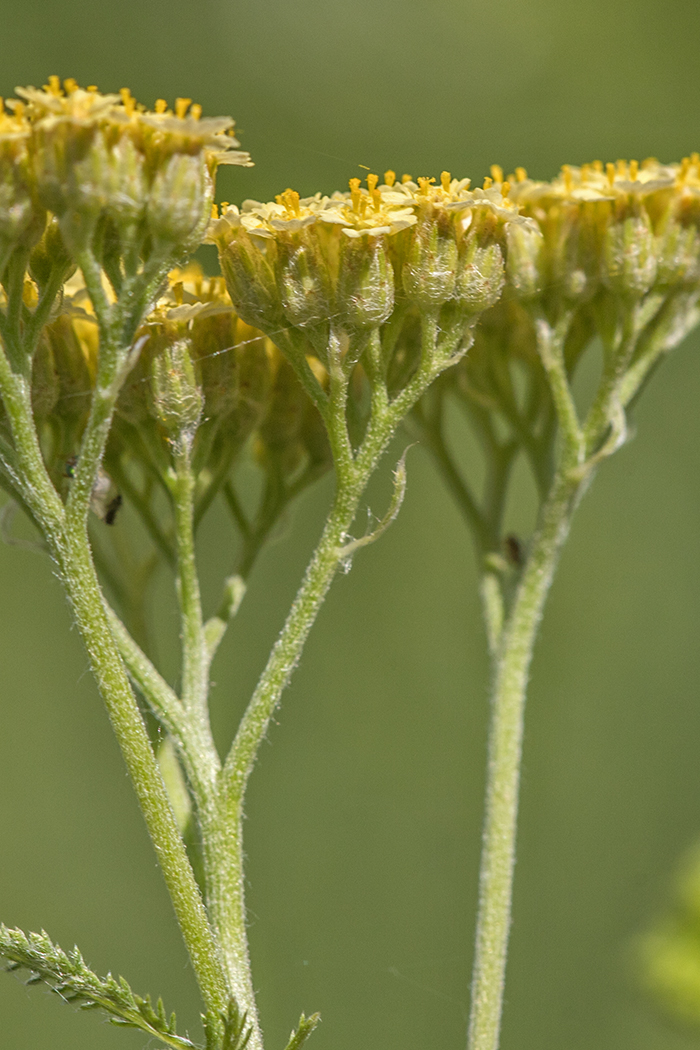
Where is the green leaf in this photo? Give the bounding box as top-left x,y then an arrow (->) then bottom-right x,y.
0,924 -> 197,1049
203,998 -> 253,1050
282,1012 -> 321,1050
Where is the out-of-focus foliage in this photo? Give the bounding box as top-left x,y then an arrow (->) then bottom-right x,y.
640,843 -> 700,1028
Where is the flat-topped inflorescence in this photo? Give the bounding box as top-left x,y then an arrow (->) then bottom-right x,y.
1,76 -> 251,265
413,155 -> 700,575
207,172 -> 530,406
491,157 -> 700,302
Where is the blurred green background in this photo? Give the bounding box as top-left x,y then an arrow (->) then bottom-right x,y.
3,2 -> 700,1049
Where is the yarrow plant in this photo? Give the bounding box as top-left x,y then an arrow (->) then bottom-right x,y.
1,75 -> 700,1050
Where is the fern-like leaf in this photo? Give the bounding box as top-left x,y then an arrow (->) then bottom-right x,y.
282,1012 -> 321,1050
203,998 -> 253,1050
0,924 -> 197,1049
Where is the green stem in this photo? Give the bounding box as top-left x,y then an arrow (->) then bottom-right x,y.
584,301 -> 638,454
220,317 -> 446,802
479,571 -> 505,659
66,251 -> 126,527
222,479 -> 252,541
22,265 -> 69,358
466,468 -> 581,1050
200,476 -> 363,1050
531,310 -> 583,467
417,411 -> 490,552
221,476 -> 360,802
1,277 -> 231,1024
55,532 -> 229,1019
2,248 -> 30,365
211,473 -> 363,1050
105,603 -> 186,740
481,440 -> 518,540
166,435 -> 265,1036
0,343 -> 64,542
207,316 -> 460,1049
107,599 -> 253,1040
173,440 -> 209,712
197,793 -> 263,1050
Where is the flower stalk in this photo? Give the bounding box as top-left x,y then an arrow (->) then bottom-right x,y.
408,159 -> 700,1050
467,469 -> 582,1050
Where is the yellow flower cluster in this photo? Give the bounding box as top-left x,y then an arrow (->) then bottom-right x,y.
206,171 -> 533,364
438,158 -> 700,486
25,262 -> 329,508
4,78 -> 700,536
208,159 -> 700,333
0,76 -> 250,265
503,157 -> 700,299
202,159 -> 700,503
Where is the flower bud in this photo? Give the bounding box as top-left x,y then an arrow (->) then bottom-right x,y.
336,235 -> 394,329
220,235 -> 285,333
656,218 -> 700,288
403,211 -> 458,309
148,153 -> 212,251
0,145 -> 38,254
150,339 -> 203,446
28,218 -> 74,288
505,221 -> 544,298
454,236 -> 505,315
30,118 -> 100,217
544,203 -> 602,303
278,239 -> 330,327
602,208 -> 657,297
104,136 -> 148,230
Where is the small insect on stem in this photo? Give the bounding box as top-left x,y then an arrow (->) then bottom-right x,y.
504,534 -> 524,568
103,494 -> 123,526
66,460 -> 123,525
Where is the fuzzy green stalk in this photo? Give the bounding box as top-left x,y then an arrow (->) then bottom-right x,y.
0,251 -> 233,1023
170,434 -> 264,1047
109,311 -> 465,1050
198,315 -> 467,1044
463,302 -> 624,1050
466,467 -> 582,1050
0,352 -> 230,1023
55,531 -> 231,1020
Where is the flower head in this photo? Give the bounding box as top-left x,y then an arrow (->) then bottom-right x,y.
3,77 -> 251,256
0,97 -> 42,253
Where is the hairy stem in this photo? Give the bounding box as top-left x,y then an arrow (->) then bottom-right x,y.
173,440 -> 209,712
1,286 -> 231,1022
56,527 -> 230,1018
467,468 -> 581,1050
206,318 -> 462,1050
531,310 -> 584,467
584,301 -> 638,454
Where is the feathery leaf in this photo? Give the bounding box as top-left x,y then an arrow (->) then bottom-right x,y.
203,997 -> 253,1050
0,924 -> 197,1049
282,1012 -> 321,1050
